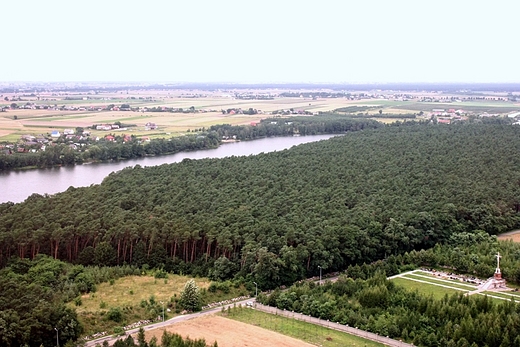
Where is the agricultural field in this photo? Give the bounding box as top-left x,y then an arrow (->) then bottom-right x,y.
221,307 -> 384,347
141,314 -> 315,347
498,230 -> 520,242
2,87 -> 519,142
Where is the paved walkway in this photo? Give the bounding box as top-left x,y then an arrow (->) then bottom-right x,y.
254,303 -> 413,347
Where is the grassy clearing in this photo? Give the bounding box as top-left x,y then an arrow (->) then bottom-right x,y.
391,277 -> 462,300
71,274 -> 248,336
74,275 -> 210,313
224,306 -> 384,347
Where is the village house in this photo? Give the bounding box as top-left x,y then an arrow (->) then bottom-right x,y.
145,122 -> 157,130
96,124 -> 113,131
21,135 -> 36,141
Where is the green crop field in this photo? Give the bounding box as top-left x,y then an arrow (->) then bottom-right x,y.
224,306 -> 385,347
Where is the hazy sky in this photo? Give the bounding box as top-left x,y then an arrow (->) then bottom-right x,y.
2,0 -> 518,83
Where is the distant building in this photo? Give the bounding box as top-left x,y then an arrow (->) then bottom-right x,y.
50,130 -> 60,138
145,122 -> 157,130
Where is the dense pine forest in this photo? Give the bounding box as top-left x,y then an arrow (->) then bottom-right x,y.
1,123 -> 520,289
2,122 -> 520,346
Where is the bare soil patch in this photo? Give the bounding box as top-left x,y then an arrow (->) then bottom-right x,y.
498,230 -> 520,242
140,315 -> 313,347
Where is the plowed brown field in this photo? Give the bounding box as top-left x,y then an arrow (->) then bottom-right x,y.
138,315 -> 313,347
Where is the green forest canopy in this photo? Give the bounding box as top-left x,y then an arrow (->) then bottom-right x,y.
1,123 -> 520,290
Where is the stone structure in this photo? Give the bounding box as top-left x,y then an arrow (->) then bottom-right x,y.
478,252 -> 507,291
494,252 -> 502,280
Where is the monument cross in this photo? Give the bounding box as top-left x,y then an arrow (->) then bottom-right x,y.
495,252 -> 502,274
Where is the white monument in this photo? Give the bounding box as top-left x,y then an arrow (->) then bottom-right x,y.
479,252 -> 507,291
494,252 -> 502,280
484,252 -> 507,290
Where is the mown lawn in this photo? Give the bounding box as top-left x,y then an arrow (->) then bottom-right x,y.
391,277 -> 463,300
403,274 -> 476,291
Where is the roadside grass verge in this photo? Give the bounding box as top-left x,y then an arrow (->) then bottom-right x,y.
223,306 -> 384,347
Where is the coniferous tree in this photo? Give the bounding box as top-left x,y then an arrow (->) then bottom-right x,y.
179,279 -> 201,312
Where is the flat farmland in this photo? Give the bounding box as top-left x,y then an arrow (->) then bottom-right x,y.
0,96 -> 362,140
498,230 -> 520,242
2,90 -> 518,141
1,108 -> 263,140
141,315 -> 316,347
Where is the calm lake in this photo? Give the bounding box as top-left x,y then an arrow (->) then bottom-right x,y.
0,135 -> 336,203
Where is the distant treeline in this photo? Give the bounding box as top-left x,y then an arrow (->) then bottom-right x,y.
0,116 -> 381,171
209,115 -> 382,140
0,134 -> 221,171
335,106 -> 378,113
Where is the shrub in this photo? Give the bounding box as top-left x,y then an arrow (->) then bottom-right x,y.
107,307 -> 123,322
154,269 -> 168,279
74,297 -> 82,306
